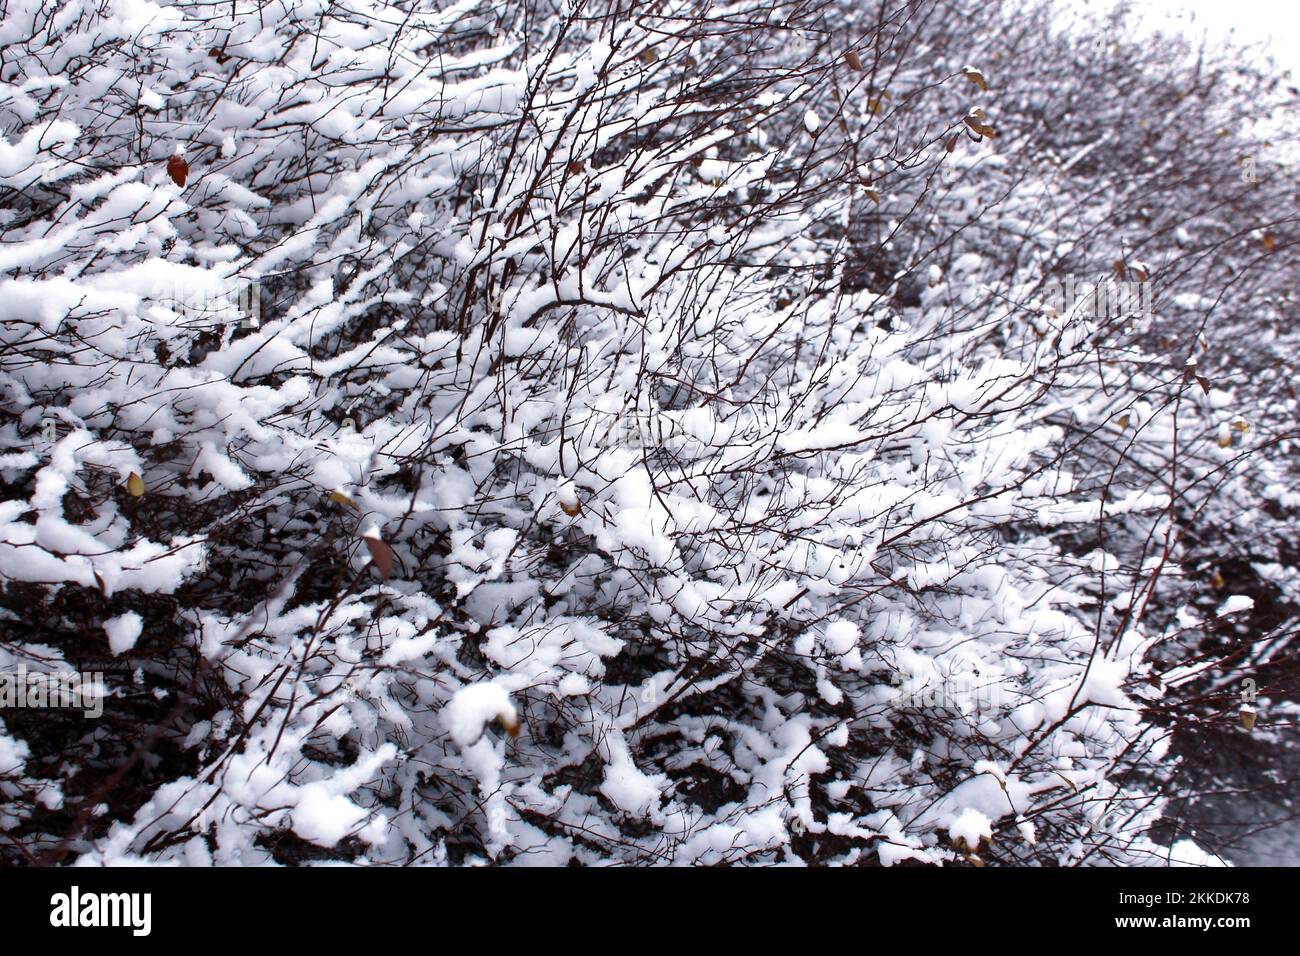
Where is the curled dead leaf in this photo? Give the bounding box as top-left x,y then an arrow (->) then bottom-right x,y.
560,500 -> 582,517
962,109 -> 996,138
845,50 -> 863,71
962,67 -> 988,91
127,472 -> 145,497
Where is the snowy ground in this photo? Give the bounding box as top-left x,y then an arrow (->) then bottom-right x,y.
1234,738 -> 1300,865
1238,821 -> 1300,866
1172,720 -> 1300,866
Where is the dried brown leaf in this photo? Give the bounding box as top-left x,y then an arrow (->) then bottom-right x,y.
167,155 -> 188,188
962,67 -> 988,91
962,111 -> 996,138
364,531 -> 396,580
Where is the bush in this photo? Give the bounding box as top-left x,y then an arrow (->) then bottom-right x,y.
0,0 -> 1294,865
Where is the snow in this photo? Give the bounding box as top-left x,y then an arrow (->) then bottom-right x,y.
600,750 -> 663,817
290,784 -> 368,848
1169,839 -> 1229,867
443,683 -> 518,746
823,620 -> 861,655
1217,595 -> 1254,616
949,808 -> 993,850
104,612 -> 143,656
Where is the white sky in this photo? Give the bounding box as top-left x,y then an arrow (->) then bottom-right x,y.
1128,0 -> 1299,73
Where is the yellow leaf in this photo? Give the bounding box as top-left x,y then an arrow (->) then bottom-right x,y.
1240,708 -> 1257,731
328,489 -> 360,511
127,472 -> 145,497
962,67 -> 988,91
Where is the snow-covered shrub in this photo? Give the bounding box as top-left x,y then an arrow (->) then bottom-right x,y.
0,0 -> 1292,865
